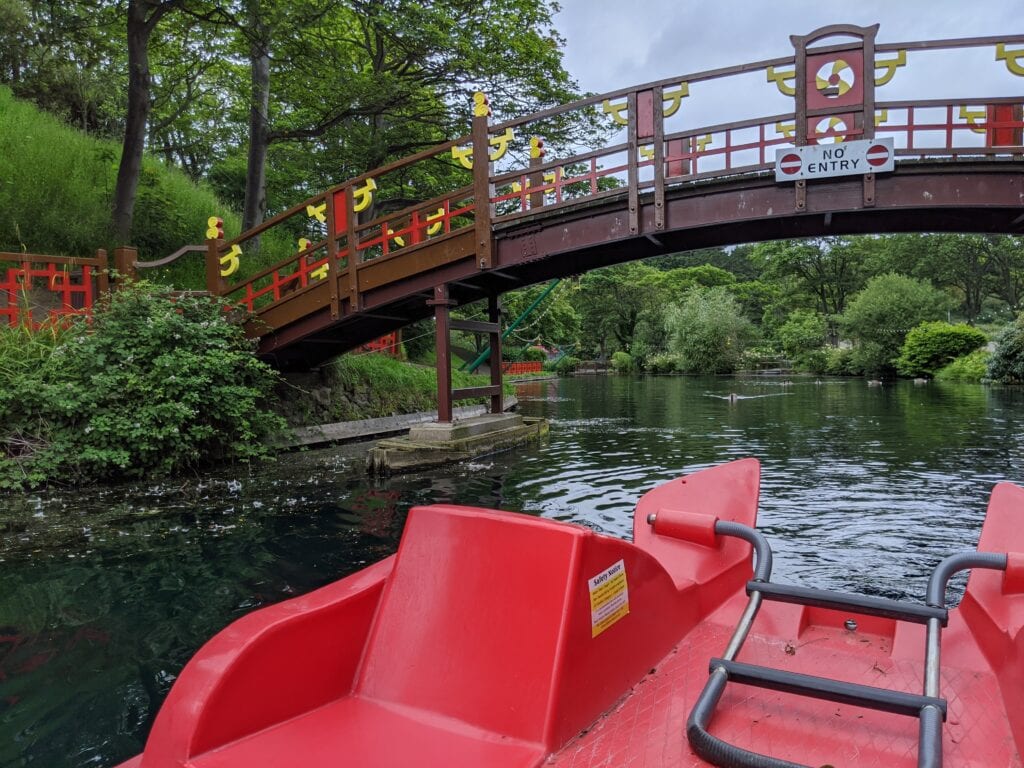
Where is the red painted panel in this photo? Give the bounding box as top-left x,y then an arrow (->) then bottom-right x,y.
987,104 -> 1024,147
806,50 -> 865,111
332,189 -> 348,235
636,89 -> 655,140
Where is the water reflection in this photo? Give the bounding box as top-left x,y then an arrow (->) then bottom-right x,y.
2,375 -> 1023,767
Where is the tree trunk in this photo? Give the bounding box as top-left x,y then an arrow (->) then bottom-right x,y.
112,0 -> 155,244
242,39 -> 270,235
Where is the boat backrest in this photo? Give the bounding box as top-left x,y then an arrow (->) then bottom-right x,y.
355,505 -> 583,745
355,504 -> 688,750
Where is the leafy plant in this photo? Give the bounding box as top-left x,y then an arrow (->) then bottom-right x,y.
645,353 -> 679,374
611,350 -> 633,373
895,321 -> 987,378
0,282 -> 286,489
935,349 -> 990,382
666,287 -> 757,374
987,314 -> 1024,383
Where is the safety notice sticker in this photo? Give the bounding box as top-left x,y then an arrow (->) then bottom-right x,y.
589,559 -> 629,637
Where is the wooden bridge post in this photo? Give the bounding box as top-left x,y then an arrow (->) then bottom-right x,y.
488,293 -> 503,415
205,238 -> 223,295
429,284 -> 455,423
95,249 -> 110,296
472,100 -> 493,270
112,246 -> 137,286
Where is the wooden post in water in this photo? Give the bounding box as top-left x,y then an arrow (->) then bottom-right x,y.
429,284 -> 455,423
488,293 -> 503,415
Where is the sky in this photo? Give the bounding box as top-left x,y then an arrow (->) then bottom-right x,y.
554,0 -> 1022,96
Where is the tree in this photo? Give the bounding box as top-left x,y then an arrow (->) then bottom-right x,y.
841,274 -> 953,377
987,313 -> 1024,383
777,309 -> 827,362
666,287 -> 757,374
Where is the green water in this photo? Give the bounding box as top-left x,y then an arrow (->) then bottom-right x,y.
2,375 -> 1023,767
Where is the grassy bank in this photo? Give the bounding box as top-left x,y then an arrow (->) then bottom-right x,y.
275,353 -> 516,427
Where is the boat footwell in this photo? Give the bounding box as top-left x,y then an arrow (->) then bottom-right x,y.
118,459 -> 1024,768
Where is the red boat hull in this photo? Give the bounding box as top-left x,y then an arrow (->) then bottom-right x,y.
120,458 -> 1024,767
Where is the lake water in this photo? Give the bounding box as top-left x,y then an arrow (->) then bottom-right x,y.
2,375 -> 1023,767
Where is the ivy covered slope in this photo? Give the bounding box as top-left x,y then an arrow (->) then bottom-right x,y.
0,85 -> 239,266
0,283 -> 285,490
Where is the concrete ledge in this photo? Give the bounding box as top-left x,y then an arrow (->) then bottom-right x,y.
275,396 -> 518,450
367,415 -> 549,475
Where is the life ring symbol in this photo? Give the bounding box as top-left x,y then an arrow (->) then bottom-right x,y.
814,116 -> 848,144
815,59 -> 855,98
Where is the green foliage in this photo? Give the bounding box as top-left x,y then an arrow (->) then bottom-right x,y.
554,355 -> 580,375
987,315 -> 1024,383
645,353 -> 679,374
824,347 -> 860,376
841,274 -> 953,377
778,310 -> 827,362
611,350 -> 633,373
523,346 -> 548,362
0,85 -> 248,267
895,321 -> 988,378
666,287 -> 757,374
935,349 -> 991,382
0,282 -> 285,490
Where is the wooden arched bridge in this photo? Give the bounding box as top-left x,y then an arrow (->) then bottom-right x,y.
5,24 -> 1024,421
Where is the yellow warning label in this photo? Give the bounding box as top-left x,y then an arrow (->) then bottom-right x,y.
589,559 -> 629,638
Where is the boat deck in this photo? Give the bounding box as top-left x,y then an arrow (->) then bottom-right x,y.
550,596 -> 1021,768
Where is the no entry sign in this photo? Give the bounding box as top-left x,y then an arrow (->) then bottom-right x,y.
774,137 -> 895,182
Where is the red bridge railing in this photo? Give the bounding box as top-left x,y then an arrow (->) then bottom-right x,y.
0,251 -> 109,329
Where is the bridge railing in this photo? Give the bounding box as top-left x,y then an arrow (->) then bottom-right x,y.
0,251 -> 109,329
206,29 -> 1023,340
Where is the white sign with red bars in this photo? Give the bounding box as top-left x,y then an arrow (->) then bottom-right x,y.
774,137 -> 895,182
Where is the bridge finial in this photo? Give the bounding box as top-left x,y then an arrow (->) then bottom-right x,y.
472,92 -> 492,118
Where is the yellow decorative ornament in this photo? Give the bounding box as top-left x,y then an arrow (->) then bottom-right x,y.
543,168 -> 562,185
219,244 -> 241,277
662,83 -> 688,117
488,127 -> 515,161
695,134 -> 714,152
766,65 -> 796,96
205,215 -> 224,240
814,116 -> 847,144
352,178 -> 377,213
306,202 -> 327,223
874,50 -> 906,86
298,237 -> 312,252
601,99 -> 629,125
775,122 -> 795,138
387,228 -> 405,248
529,136 -> 545,159
638,145 -> 655,160
473,91 -> 492,117
959,106 -> 988,134
426,208 -> 445,235
874,109 -> 889,127
815,59 -> 854,98
996,43 -> 1024,76
451,145 -> 474,169
311,262 -> 329,281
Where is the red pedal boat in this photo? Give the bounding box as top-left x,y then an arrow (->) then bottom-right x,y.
118,459 -> 1024,767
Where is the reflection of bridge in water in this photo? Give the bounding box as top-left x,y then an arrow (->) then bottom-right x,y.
10,24 -> 1024,421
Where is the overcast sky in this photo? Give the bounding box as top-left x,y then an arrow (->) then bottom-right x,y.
554,1 -> 1021,95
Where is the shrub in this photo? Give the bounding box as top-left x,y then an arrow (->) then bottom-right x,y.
935,349 -> 990,383
841,274 -> 952,377
988,315 -> 1024,383
645,353 -> 679,374
554,355 -> 580,375
523,346 -> 548,362
0,282 -> 286,489
824,347 -> 860,376
896,322 -> 987,378
611,350 -> 633,373
666,287 -> 757,374
778,310 -> 827,360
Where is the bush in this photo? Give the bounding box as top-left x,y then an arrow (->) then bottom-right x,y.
611,350 -> 633,373
778,310 -> 827,360
0,282 -> 286,489
935,349 -> 990,382
523,346 -> 548,362
988,315 -> 1024,383
841,274 -> 952,377
645,353 -> 679,373
896,322 -> 987,378
666,287 -> 757,374
554,355 -> 580,375
824,347 -> 860,376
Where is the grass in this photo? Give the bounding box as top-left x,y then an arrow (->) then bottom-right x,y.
0,85 -> 293,289
934,349 -> 991,383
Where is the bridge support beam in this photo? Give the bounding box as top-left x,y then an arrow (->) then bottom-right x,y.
429,286 -> 505,424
